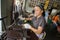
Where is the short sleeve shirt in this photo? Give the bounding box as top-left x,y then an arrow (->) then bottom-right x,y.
32,16 -> 45,29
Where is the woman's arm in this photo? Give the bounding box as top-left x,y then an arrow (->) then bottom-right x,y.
30,26 -> 43,34
30,19 -> 45,34
25,18 -> 32,20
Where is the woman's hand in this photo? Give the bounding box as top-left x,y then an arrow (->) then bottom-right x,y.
23,23 -> 32,29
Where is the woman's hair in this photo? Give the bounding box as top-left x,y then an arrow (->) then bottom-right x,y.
32,4 -> 45,17
36,4 -> 45,17
36,4 -> 44,11
32,4 -> 45,16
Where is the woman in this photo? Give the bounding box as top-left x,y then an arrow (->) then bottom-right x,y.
24,4 -> 46,40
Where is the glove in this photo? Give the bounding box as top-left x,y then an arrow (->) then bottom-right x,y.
23,23 -> 31,29
18,15 -> 25,20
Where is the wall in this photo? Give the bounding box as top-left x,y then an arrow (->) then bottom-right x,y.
1,0 -> 12,31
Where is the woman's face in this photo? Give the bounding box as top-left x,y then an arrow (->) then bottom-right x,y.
34,6 -> 43,17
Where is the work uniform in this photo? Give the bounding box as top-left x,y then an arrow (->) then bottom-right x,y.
32,16 -> 46,40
